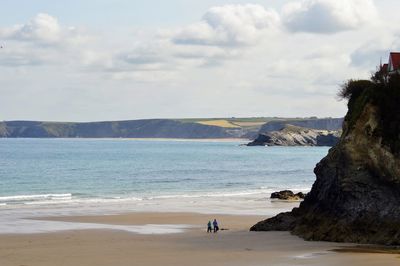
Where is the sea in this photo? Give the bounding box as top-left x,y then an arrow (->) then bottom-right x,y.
0,138 -> 329,234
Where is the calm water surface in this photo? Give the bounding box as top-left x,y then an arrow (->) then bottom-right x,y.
0,139 -> 329,205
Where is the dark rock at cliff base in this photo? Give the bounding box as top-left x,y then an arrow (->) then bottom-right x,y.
251,75 -> 400,245
315,134 -> 340,146
270,190 -> 307,200
251,211 -> 299,231
295,192 -> 307,199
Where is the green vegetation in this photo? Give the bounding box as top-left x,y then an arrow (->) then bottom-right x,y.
338,79 -> 373,101
197,120 -> 241,128
177,117 -> 275,124
340,72 -> 400,154
177,116 -> 339,131
339,79 -> 374,127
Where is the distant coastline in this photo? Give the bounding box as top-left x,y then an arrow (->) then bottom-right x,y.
0,137 -> 250,142
0,117 -> 343,141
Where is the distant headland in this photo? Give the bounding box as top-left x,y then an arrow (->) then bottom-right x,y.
0,117 -> 343,141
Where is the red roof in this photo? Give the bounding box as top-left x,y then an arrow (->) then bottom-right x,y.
389,52 -> 400,71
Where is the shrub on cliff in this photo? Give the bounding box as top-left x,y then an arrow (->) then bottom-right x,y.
338,79 -> 374,128
338,73 -> 400,154
337,79 -> 373,101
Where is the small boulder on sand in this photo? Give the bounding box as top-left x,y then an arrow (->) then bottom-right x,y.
270,190 -> 307,200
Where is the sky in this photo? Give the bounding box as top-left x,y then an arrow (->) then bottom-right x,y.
0,0 -> 399,122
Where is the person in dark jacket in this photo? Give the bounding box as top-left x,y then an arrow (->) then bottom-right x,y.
213,219 -> 219,233
207,221 -> 212,233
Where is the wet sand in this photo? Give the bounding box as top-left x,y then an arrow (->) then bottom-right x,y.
0,212 -> 398,266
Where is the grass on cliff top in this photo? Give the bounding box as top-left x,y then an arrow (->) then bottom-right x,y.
197,120 -> 241,128
178,117 -> 337,129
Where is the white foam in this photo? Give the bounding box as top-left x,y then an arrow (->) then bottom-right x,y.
0,194 -> 146,207
0,191 -> 301,215
145,188 -> 295,200
0,193 -> 72,202
0,186 -> 311,208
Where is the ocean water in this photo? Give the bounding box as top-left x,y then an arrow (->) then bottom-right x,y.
0,138 -> 329,207
0,138 -> 330,233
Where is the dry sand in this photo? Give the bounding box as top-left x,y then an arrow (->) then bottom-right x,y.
0,212 -> 398,266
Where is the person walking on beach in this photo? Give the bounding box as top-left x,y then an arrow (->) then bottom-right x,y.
213,219 -> 219,233
207,221 -> 213,233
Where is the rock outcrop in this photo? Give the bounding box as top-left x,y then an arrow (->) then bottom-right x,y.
251,75 -> 400,245
247,125 -> 340,146
270,190 -> 307,200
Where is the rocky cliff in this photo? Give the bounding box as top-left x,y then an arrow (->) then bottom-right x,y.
247,125 -> 340,146
251,75 -> 400,245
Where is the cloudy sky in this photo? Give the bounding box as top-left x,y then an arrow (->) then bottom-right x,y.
0,0 -> 398,121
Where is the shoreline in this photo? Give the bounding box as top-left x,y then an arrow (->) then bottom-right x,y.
0,211 -> 398,266
0,194 -> 304,235
0,190 -> 310,216
0,137 -> 250,142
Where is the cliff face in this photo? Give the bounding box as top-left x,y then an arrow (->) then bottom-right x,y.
251,76 -> 400,245
247,125 -> 340,147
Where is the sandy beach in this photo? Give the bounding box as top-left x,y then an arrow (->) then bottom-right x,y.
0,212 -> 398,266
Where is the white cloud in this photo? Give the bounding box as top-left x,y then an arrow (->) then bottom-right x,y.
351,31 -> 400,68
351,42 -> 388,68
0,13 -> 103,68
1,13 -> 92,46
282,0 -> 378,34
2,1 -> 393,121
173,4 -> 280,46
19,13 -> 62,43
1,13 -> 64,44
